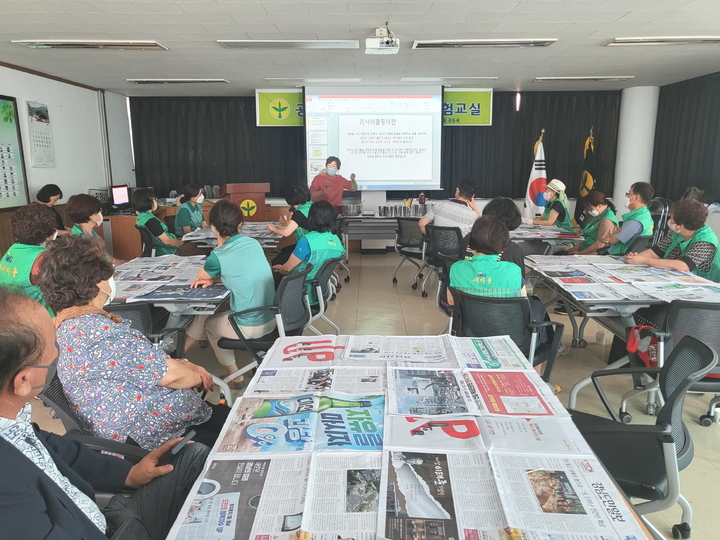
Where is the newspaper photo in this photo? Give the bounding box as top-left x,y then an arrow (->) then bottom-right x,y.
245,367 -> 386,396
217,395 -> 385,453
302,452 -> 382,540
462,371 -> 568,418
173,454 -> 311,540
387,369 -> 470,417
384,415 -> 485,453
261,337 -> 351,369
448,336 -> 531,370
634,282 -> 720,303
479,417 -> 593,455
345,336 -> 448,363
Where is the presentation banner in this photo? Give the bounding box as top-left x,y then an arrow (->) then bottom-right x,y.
255,89 -> 304,127
0,95 -> 30,209
443,88 -> 493,126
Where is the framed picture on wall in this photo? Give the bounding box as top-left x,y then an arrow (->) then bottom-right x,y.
0,95 -> 31,210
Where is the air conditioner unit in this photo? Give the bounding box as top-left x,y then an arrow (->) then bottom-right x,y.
365,37 -> 400,55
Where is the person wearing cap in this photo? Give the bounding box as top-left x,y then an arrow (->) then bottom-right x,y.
522,179 -> 574,232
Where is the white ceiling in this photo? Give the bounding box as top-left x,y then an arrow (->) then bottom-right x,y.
1,0 -> 720,96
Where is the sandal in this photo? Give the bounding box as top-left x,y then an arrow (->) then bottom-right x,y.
225,377 -> 247,390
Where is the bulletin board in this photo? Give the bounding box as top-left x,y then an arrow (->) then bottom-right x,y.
0,95 -> 30,209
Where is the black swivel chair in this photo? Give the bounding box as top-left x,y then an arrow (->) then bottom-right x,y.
217,265 -> 313,378
648,197 -> 673,246
106,302 -> 185,357
308,256 -> 345,336
392,217 -> 425,289
420,225 -> 463,298
335,217 -> 351,284
135,224 -> 156,257
570,335 -> 718,540
164,215 -> 176,236
434,253 -> 462,334
449,287 -> 565,382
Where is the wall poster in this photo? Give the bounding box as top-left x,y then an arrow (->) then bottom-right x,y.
0,95 -> 30,209
27,100 -> 55,168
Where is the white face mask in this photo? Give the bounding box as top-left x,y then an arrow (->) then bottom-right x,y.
543,191 -> 553,201
668,221 -> 679,233
196,193 -> 205,204
100,277 -> 116,306
588,209 -> 600,217
52,230 -> 58,241
94,212 -> 103,227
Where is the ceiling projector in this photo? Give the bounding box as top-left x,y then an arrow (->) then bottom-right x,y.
365,36 -> 400,55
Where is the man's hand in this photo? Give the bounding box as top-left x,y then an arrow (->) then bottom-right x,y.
191,279 -> 214,289
183,361 -> 214,391
468,196 -> 480,215
125,437 -> 186,488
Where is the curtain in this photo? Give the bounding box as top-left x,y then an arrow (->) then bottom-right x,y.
130,92 -> 620,200
652,71 -> 720,202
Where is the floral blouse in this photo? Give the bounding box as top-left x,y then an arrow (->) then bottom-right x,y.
56,314 -> 211,450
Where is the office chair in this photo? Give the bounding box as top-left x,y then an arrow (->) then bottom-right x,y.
449,288 -> 565,382
163,215 -> 176,235
135,224 -> 156,257
648,197 -> 672,247
618,301 -> 720,427
335,217 -> 351,284
570,335 -> 718,540
392,217 -> 425,289
105,302 -> 184,356
434,253 -> 462,334
307,255 -> 345,336
420,225 -> 463,298
217,265 -> 314,380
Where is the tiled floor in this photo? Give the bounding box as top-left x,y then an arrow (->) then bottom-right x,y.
34,252 -> 720,539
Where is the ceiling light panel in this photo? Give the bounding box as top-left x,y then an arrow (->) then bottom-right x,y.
219,40 -> 359,49
127,79 -> 228,84
532,76 -> 635,82
264,78 -> 362,83
12,40 -> 167,50
413,39 -> 557,49
400,77 -> 498,82
606,36 -> 720,46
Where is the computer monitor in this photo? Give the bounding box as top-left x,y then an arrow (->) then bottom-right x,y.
111,185 -> 130,207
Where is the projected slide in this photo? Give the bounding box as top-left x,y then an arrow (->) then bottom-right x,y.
305,87 -> 442,191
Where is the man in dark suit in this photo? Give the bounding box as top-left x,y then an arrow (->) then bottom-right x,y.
0,287 -> 209,539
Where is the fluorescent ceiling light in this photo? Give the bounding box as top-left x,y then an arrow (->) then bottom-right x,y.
219,40 -> 358,49
127,79 -> 228,84
606,36 -> 720,46
413,39 -> 556,49
264,78 -> 361,83
532,76 -> 635,82
400,77 -> 498,82
12,40 -> 166,50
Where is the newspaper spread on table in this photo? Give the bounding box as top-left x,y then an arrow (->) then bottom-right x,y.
245,366 -> 387,396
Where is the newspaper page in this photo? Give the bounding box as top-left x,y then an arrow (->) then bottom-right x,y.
461,370 -> 569,418
345,336 -> 448,364
602,282 -> 657,302
384,415 -> 485,452
633,281 -> 720,303
557,283 -> 628,302
261,336 -> 351,369
113,280 -> 163,301
448,336 -> 531,370
173,453 -> 311,540
246,367 -> 386,396
525,255 -> 588,266
216,395 -> 385,453
303,452 -> 382,540
378,450 -> 508,540
387,369 -> 470,417
478,417 -> 592,455
490,452 -> 648,539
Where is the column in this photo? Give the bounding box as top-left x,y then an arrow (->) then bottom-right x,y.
613,86 -> 660,215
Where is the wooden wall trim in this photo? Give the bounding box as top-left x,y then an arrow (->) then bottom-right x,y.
0,61 -> 99,92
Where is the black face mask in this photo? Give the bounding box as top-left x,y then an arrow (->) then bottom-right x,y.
30,356 -> 58,392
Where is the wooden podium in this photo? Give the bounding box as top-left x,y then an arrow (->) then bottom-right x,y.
221,183 -> 270,222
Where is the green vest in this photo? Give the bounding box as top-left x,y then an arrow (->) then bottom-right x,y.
136,212 -> 177,256
174,201 -> 204,237
665,225 -> 720,283
449,254 -> 523,297
292,202 -> 312,242
296,231 -> 346,304
609,206 -> 654,255
580,207 -> 619,250
71,224 -> 99,238
542,199 -> 574,232
0,243 -> 53,314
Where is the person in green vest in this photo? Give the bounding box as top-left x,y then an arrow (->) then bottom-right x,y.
0,203 -> 58,313
132,188 -> 185,256
525,179 -> 575,233
36,183 -> 71,236
272,200 -> 346,303
174,183 -> 208,237
268,184 -> 313,266
184,200 -> 276,387
67,193 -> 125,266
567,190 -> 619,255
625,198 -> 720,283
607,182 -> 655,255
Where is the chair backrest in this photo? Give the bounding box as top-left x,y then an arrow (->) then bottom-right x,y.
311,255 -> 345,303
106,302 -> 154,336
436,253 -> 462,313
656,335 -> 718,456
626,234 -> 653,253
450,288 -> 533,354
648,197 -> 672,246
164,215 -> 176,234
424,225 -> 463,264
396,217 -> 423,248
664,301 -> 720,377
275,264 -> 314,333
135,224 -> 156,257
39,374 -> 91,435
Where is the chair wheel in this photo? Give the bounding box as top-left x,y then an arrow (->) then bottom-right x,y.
344,276 -> 350,282
571,339 -> 578,347
619,411 -> 632,424
330,294 -> 336,301
392,278 -> 398,284
578,339 -> 587,348
411,283 -> 418,290
421,291 -> 428,297
419,273 -> 424,278
700,414 -> 714,427
336,283 -> 342,290
672,522 -> 691,539
200,340 -> 209,348
646,403 -> 657,416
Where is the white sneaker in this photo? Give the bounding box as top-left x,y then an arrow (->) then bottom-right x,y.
557,342 -> 570,356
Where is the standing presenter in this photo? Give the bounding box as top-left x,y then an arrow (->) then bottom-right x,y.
310,156 -> 357,211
